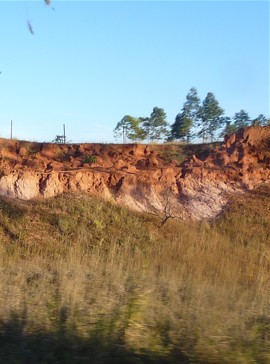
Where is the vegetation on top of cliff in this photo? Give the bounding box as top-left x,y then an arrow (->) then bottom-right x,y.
0,186 -> 269,363
114,87 -> 269,144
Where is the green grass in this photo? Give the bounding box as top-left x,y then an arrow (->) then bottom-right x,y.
0,187 -> 269,363
155,142 -> 222,165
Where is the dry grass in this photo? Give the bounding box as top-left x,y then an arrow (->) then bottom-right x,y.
0,187 -> 269,363
155,141 -> 222,165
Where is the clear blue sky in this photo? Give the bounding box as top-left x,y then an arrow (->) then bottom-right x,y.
0,0 -> 269,142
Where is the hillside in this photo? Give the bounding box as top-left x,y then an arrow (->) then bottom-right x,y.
0,186 -> 269,363
0,126 -> 269,363
0,125 -> 269,220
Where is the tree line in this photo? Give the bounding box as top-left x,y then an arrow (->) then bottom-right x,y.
114,87 -> 269,143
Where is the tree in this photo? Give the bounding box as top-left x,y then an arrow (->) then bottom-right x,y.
114,115 -> 146,142
233,110 -> 250,130
170,113 -> 193,142
252,114 -> 268,126
142,107 -> 169,141
198,92 -> 224,142
220,116 -> 236,138
170,87 -> 200,142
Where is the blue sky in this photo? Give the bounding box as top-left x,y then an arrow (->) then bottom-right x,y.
0,0 -> 269,142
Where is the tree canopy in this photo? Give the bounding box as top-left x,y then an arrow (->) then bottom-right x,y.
142,107 -> 169,141
113,115 -> 146,142
198,92 -> 224,142
113,88 -> 269,143
170,87 -> 200,142
233,110 -> 250,130
252,114 -> 268,126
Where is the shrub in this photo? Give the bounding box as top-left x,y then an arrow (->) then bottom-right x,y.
83,155 -> 97,165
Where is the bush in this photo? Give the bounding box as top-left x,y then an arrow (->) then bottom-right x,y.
83,155 -> 97,165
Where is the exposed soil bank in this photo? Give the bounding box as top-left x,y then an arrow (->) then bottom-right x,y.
0,126 -> 269,220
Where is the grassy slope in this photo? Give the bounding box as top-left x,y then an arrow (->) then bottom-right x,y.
0,187 -> 269,363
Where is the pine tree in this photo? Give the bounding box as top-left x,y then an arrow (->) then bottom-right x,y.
198,92 -> 224,142
233,110 -> 250,130
171,113 -> 193,142
170,87 -> 200,142
143,107 -> 169,141
220,117 -> 236,138
114,115 -> 146,142
252,114 -> 267,126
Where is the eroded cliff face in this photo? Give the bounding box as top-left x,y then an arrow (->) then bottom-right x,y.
0,126 -> 269,220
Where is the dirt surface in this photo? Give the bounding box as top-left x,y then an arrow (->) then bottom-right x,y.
0,126 -> 269,220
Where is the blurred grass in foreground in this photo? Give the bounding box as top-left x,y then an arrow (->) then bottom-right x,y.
0,186 -> 269,363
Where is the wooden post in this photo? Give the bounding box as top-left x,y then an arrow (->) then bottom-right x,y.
63,124 -> 66,144
10,120 -> 13,140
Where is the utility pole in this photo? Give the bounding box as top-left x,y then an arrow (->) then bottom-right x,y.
10,120 -> 13,140
63,124 -> 66,144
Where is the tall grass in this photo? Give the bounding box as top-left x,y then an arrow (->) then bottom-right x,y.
0,188 -> 269,363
